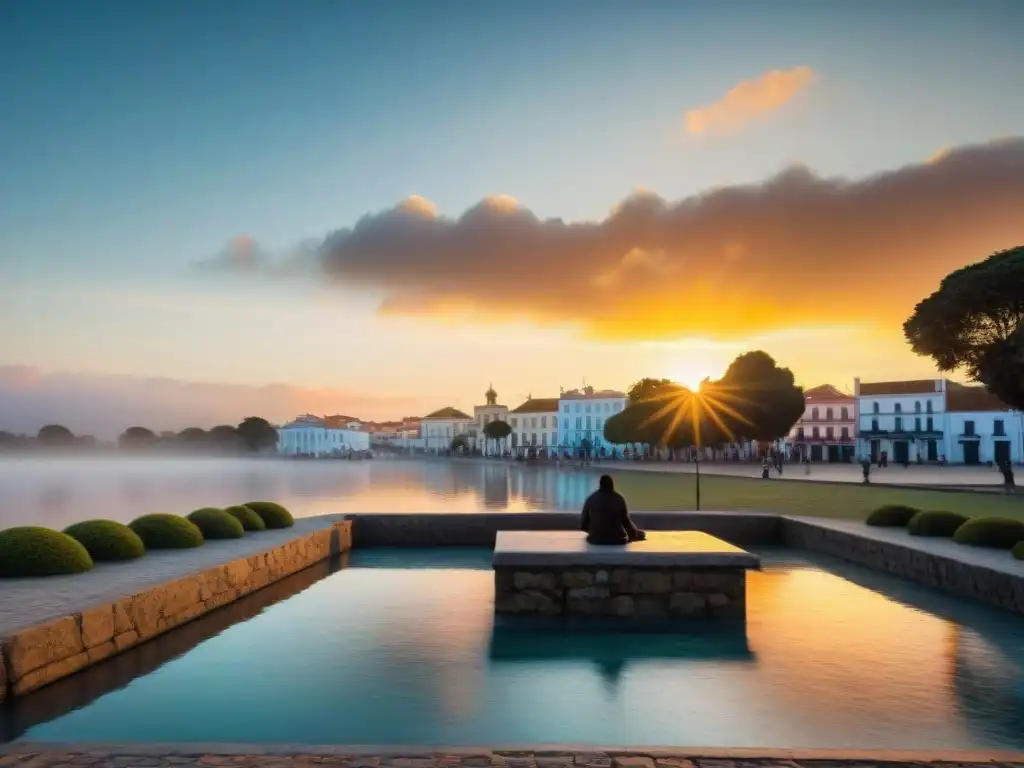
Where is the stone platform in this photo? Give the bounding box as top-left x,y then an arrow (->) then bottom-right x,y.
492,531 -> 759,618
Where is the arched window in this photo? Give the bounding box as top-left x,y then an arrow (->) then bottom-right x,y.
915,401 -> 921,413
872,402 -> 880,414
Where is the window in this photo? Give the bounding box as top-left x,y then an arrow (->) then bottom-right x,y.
826,426 -> 834,438
586,416 -> 592,429
796,428 -> 805,440
873,402 -> 880,414
576,404 -> 581,413
871,418 -> 879,431
995,419 -> 1005,436
811,407 -> 819,420
551,431 -> 557,444
586,404 -> 591,413
826,407 -> 833,420
614,402 -> 623,412
926,416 -> 934,431
605,403 -> 611,412
511,418 -> 518,428
596,418 -> 602,430
915,417 -> 921,431
531,433 -> 537,445
894,403 -> 902,414
552,416 -> 557,427
575,417 -> 582,429
964,420 -> 975,436
915,401 -> 921,413
840,407 -> 849,420
541,416 -> 547,429
841,427 -> 849,439
812,426 -> 820,438
541,433 -> 547,445
531,417 -> 537,428
483,414 -> 491,424
895,417 -> 902,431
926,401 -> 933,413
563,404 -> 570,413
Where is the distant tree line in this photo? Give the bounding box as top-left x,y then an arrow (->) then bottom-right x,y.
0,417 -> 279,454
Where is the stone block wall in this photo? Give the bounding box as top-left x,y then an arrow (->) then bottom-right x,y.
0,520 -> 351,699
350,512 -> 779,548
781,518 -> 1024,616
494,566 -> 746,618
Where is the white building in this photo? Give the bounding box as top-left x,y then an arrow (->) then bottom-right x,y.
786,384 -> 857,463
508,397 -> 559,457
558,387 -> 630,458
474,385 -> 510,456
277,414 -> 370,457
421,407 -> 475,454
855,378 -> 1024,465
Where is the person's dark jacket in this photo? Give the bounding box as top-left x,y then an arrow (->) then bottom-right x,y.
580,489 -> 640,545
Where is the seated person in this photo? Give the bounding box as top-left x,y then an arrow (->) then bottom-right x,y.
580,474 -> 647,545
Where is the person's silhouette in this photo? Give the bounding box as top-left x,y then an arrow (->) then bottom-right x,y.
580,475 -> 646,545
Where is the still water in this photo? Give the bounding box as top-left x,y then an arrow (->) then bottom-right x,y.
5,549 -> 1024,749
0,456 -> 600,529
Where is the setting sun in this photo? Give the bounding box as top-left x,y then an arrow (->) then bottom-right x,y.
669,361 -> 724,391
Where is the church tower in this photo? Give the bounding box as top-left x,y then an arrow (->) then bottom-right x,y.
485,383 -> 498,406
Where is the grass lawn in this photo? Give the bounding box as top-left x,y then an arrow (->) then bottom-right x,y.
605,471 -> 1024,520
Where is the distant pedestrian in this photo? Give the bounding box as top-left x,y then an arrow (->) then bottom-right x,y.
761,459 -> 771,479
861,459 -> 871,484
804,455 -> 811,475
1000,460 -> 1016,494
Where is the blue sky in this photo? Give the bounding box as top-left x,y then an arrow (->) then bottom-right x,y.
1,0 -> 1022,432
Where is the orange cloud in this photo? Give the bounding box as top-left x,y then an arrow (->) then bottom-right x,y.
207,137 -> 1024,343
685,66 -> 816,136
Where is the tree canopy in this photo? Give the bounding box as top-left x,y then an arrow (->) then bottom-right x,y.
37,424 -> 75,445
604,351 -> 805,448
118,426 -> 157,449
904,245 -> 1024,410
483,419 -> 512,441
236,417 -> 279,452
208,424 -> 242,447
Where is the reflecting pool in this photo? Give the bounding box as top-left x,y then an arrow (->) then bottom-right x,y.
4,549 -> 1023,749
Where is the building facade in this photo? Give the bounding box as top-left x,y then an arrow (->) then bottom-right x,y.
788,384 -> 857,463
421,407 -> 475,454
474,385 -> 510,456
508,397 -> 559,457
558,387 -> 630,458
277,414 -> 370,457
855,378 -> 1023,465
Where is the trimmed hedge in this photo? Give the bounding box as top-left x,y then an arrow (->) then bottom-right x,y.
64,519 -> 146,561
906,510 -> 970,538
1013,541 -> 1024,560
952,516 -> 1024,549
244,501 -> 294,529
129,513 -> 205,549
224,504 -> 266,532
187,507 -> 245,540
865,504 -> 919,527
0,526 -> 94,577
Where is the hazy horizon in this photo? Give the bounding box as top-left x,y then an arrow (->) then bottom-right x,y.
2,0 -> 1022,436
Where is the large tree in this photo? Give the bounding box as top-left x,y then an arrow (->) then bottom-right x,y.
604,352 -> 805,448
236,417 -> 279,452
208,424 -> 242,448
482,419 -> 512,454
904,245 -> 1024,410
37,424 -> 75,446
119,426 -> 157,449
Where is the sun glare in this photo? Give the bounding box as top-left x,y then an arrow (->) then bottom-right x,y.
670,361 -> 722,391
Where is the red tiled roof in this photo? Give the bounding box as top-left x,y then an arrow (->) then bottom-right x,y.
803,384 -> 852,401
859,379 -> 939,396
560,389 -> 626,400
945,382 -> 1013,412
510,397 -> 560,414
424,406 -> 473,420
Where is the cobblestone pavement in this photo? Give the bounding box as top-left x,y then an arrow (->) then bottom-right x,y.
0,750 -> 1021,768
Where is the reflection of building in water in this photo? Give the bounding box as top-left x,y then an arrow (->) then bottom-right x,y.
951,623 -> 1024,742
480,464 -> 511,509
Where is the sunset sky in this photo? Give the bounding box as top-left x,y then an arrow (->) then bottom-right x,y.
1,0 -> 1023,436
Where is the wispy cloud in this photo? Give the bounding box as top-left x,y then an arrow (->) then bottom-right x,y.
684,66 -> 816,136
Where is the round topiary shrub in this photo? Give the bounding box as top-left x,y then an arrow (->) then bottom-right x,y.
187,507 -> 245,540
129,514 -> 205,549
906,510 -> 970,538
865,504 -> 919,527
224,504 -> 266,532
244,501 -> 294,529
0,526 -> 94,577
64,519 -> 146,561
952,516 -> 1024,549
1013,541 -> 1024,560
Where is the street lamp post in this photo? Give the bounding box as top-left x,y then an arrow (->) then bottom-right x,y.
693,450 -> 701,511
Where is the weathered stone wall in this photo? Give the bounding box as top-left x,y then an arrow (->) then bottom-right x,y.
494,566 -> 746,618
0,520 -> 351,699
349,512 -> 779,548
781,517 -> 1024,616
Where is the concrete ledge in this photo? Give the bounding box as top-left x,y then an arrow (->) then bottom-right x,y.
0,520 -> 351,699
2,744 -> 1023,764
493,531 -> 760,568
347,512 -> 781,548
782,516 -> 1024,616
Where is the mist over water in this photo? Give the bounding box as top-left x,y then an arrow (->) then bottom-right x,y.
0,456 -> 599,529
